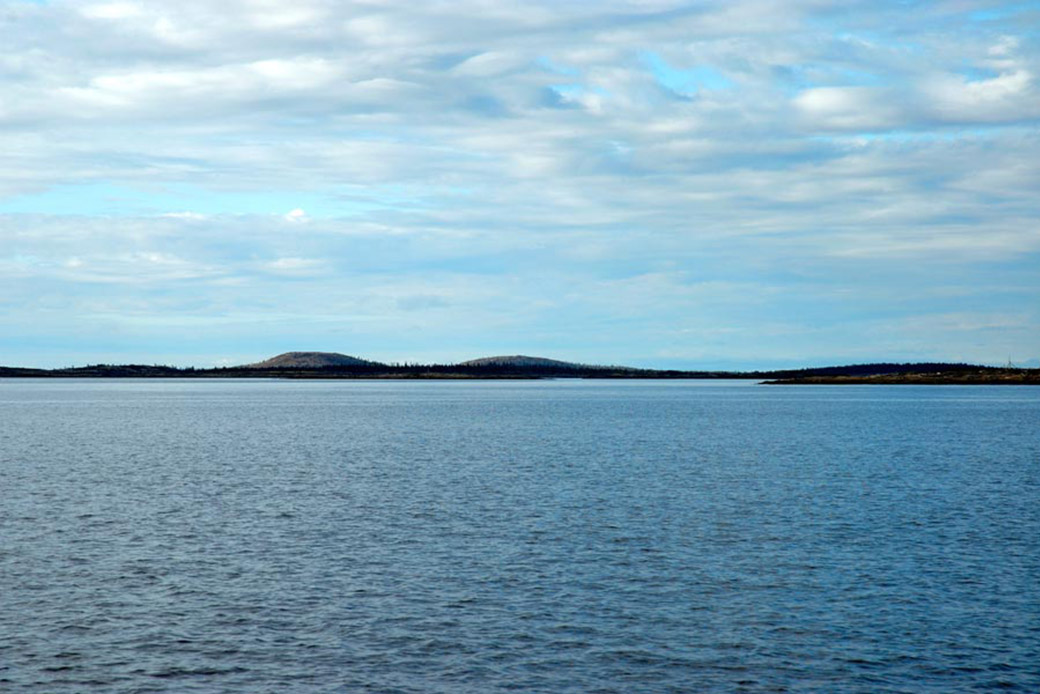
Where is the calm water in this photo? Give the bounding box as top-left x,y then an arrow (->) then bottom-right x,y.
1,379 -> 1038,693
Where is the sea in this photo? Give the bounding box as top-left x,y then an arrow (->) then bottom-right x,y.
1,378 -> 1038,693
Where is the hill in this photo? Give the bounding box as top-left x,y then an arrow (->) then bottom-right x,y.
459,355 -> 598,369
246,352 -> 378,369
0,356 -> 1023,382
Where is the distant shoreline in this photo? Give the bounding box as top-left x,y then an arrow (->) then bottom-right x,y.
1,362 -> 1036,383
0,365 -> 751,380
763,370 -> 1040,385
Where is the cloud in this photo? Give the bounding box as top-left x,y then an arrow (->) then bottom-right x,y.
0,1 -> 1038,367
262,256 -> 326,277
80,2 -> 146,21
795,86 -> 904,131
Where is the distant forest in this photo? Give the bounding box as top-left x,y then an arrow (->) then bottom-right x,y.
0,361 -> 1011,380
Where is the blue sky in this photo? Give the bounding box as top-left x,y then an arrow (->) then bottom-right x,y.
1,0 -> 1039,369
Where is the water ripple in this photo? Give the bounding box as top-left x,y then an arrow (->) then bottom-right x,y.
1,379 -> 1038,692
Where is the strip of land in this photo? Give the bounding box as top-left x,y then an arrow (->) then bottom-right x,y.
763,369 -> 1040,385
0,351 -> 1035,382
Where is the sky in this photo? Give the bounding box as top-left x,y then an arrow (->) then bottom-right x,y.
1,0 -> 1039,369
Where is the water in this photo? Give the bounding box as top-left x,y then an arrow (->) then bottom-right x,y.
1,379 -> 1038,693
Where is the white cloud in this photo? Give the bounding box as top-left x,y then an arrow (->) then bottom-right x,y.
924,70 -> 1038,123
0,0 -> 1038,367
81,2 -> 145,21
262,257 -> 326,276
794,86 -> 904,131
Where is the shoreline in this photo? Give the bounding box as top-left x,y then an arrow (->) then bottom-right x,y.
764,370 -> 1040,385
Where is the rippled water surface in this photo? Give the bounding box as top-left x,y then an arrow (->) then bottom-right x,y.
2,379 -> 1038,693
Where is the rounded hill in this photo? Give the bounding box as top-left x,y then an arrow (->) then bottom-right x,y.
458,355 -> 589,369
246,352 -> 377,368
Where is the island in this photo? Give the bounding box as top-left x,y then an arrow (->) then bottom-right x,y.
0,352 -> 1036,383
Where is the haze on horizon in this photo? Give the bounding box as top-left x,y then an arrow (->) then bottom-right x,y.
1,1 -> 1038,370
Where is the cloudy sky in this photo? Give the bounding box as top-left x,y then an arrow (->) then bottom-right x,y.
2,0 -> 1038,369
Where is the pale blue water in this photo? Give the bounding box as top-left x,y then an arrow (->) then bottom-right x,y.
1,379 -> 1038,693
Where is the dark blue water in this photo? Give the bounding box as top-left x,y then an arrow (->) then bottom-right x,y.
1,379 -> 1038,693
